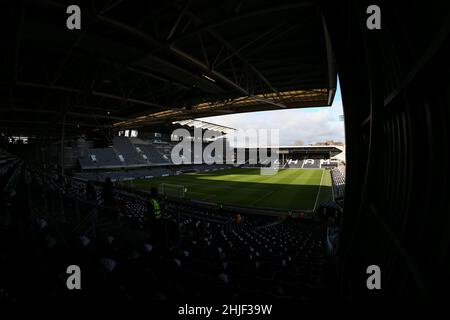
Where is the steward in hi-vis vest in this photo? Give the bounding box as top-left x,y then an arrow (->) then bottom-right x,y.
147,187 -> 161,220
149,197 -> 161,220
147,187 -> 163,246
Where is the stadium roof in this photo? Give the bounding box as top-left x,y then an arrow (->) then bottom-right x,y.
174,119 -> 236,134
235,145 -> 343,156
277,145 -> 343,157
235,145 -> 343,150
2,0 -> 336,136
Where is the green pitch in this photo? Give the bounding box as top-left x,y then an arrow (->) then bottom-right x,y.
123,168 -> 333,211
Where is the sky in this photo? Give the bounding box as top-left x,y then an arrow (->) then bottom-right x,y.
198,81 -> 345,146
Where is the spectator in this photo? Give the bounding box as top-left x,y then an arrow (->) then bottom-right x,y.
86,181 -> 96,202
101,177 -> 115,206
232,213 -> 241,230
147,187 -> 162,246
287,211 -> 293,220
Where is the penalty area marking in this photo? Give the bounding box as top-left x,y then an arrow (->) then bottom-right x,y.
313,169 -> 325,211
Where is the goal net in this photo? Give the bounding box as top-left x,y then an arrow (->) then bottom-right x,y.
260,165 -> 279,176
158,183 -> 186,198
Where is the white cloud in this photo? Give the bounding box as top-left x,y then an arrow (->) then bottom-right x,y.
199,100 -> 345,146
198,79 -> 345,146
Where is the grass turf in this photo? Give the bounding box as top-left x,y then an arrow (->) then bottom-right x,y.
122,168 -> 333,211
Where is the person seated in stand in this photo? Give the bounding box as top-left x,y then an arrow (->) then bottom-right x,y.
232,212 -> 241,230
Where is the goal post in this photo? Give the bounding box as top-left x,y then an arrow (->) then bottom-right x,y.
260,164 -> 279,176
158,183 -> 186,198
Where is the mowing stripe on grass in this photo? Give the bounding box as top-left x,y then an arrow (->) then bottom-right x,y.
313,169 -> 325,211
121,168 -> 332,211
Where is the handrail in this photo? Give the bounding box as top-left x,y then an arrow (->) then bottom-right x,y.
65,194 -> 121,234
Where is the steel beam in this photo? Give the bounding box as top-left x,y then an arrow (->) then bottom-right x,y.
185,10 -> 278,95
169,46 -> 287,109
321,14 -> 337,105
13,81 -> 170,110
128,67 -> 191,90
91,91 -> 170,110
166,0 -> 191,40
169,2 -> 314,43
